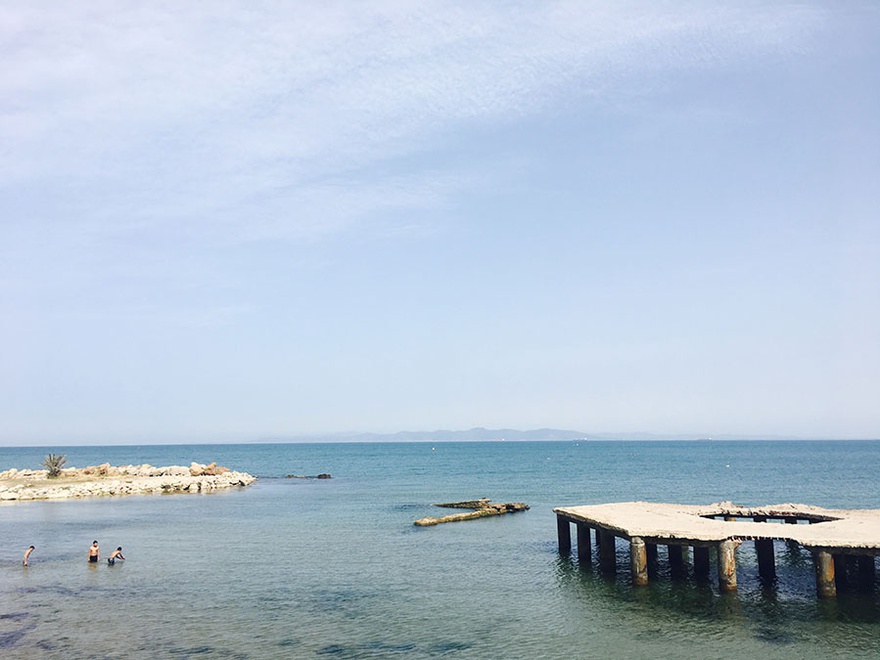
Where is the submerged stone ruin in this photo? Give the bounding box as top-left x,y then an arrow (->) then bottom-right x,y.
415,498 -> 529,526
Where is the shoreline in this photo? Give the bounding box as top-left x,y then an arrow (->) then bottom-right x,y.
0,462 -> 257,501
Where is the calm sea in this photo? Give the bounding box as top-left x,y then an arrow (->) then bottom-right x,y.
2,440 -> 880,658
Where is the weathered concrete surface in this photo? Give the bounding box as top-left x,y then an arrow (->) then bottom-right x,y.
0,463 -> 256,501
553,501 -> 880,551
415,499 -> 529,526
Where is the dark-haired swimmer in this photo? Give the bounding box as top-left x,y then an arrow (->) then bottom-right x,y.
23,545 -> 35,566
88,541 -> 100,563
108,547 -> 125,565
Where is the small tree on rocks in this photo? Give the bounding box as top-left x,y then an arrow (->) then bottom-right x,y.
42,453 -> 67,478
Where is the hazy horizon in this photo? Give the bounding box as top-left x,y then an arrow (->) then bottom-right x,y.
2,427 -> 878,449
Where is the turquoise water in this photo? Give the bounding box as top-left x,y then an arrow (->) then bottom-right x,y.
2,440 -> 880,658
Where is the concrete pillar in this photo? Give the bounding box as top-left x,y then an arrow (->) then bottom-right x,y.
813,550 -> 836,598
576,522 -> 591,564
717,540 -> 737,591
755,539 -> 776,580
668,544 -> 685,578
693,546 -> 710,577
630,537 -> 648,586
833,554 -> 848,590
646,543 -> 659,577
598,529 -> 617,574
753,515 -> 767,523
858,556 -> 876,587
724,515 -> 736,522
556,515 -> 571,554
785,518 -> 800,550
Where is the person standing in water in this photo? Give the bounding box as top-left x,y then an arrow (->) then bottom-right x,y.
23,545 -> 35,566
88,541 -> 100,563
107,547 -> 125,565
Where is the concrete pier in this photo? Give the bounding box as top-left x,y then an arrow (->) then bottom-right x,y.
717,540 -> 737,591
755,539 -> 776,580
554,501 -> 880,598
859,556 -> 876,584
668,544 -> 686,578
693,545 -> 711,578
814,550 -> 836,598
557,515 -> 571,554
646,542 -> 659,574
630,537 -> 648,586
598,528 -> 616,573
576,521 -> 591,564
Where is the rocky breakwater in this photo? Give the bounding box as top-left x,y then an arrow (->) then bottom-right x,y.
0,462 -> 257,501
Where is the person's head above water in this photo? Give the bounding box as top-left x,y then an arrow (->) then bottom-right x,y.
117,547 -> 122,551
92,541 -> 98,545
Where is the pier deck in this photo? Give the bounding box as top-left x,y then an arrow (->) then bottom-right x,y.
554,501 -> 880,597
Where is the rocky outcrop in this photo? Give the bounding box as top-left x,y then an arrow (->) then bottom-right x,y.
414,499 -> 529,526
285,473 -> 332,479
0,462 -> 256,501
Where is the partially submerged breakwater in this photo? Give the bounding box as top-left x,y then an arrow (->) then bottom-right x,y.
555,501 -> 880,598
415,498 -> 529,526
0,462 -> 257,501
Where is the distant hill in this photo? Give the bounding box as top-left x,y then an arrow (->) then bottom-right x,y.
257,428 -> 800,443
260,427 -> 586,443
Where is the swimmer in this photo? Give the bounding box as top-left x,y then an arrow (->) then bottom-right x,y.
88,540 -> 100,563
107,547 -> 125,565
23,545 -> 35,566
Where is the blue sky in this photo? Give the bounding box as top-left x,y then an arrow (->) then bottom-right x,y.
1,1 -> 878,444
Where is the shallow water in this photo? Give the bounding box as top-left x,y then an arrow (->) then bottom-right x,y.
2,441 -> 880,658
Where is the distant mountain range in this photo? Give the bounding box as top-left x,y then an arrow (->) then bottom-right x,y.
258,427 -> 800,443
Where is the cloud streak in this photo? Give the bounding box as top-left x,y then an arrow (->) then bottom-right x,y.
1,1 -> 822,243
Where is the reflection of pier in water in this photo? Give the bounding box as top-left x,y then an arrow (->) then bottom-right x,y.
554,501 -> 880,598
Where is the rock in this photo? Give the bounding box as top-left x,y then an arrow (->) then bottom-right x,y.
0,463 -> 257,501
435,499 -> 491,509
414,499 -> 529,526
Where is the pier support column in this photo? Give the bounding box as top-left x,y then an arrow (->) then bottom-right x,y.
858,556 -> 876,588
784,518 -> 800,551
833,554 -> 848,591
556,516 -> 571,555
668,545 -> 685,578
846,555 -> 859,581
755,539 -> 776,580
646,543 -> 659,577
630,537 -> 648,586
598,529 -> 617,574
576,522 -> 591,564
813,550 -> 836,598
693,546 -> 710,578
717,540 -> 737,591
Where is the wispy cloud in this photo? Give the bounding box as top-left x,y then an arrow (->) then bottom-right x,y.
1,1 -> 822,244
